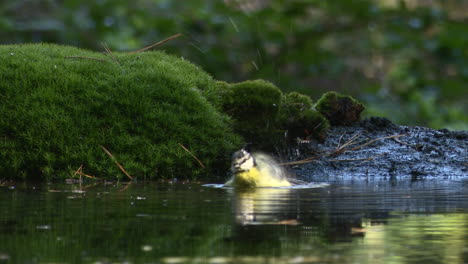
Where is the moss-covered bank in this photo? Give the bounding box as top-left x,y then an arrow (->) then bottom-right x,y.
0,43 -> 241,181
0,43 -> 365,182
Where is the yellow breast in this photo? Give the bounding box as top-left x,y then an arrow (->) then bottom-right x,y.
231,167 -> 291,188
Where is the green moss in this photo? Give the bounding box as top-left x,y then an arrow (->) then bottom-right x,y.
315,91 -> 365,126
281,92 -> 314,110
221,80 -> 282,147
0,43 -> 241,181
278,92 -> 329,141
223,80 -> 282,122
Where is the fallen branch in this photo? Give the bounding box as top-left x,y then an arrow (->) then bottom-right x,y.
129,33 -> 182,54
99,145 -> 133,180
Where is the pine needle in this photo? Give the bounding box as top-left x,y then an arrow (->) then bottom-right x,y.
73,164 -> 84,177
329,153 -> 387,162
336,132 -> 362,151
347,134 -> 407,151
73,164 -> 99,179
129,33 -> 182,54
99,145 -> 133,180
65,56 -> 108,62
178,143 -> 205,168
101,42 -> 120,65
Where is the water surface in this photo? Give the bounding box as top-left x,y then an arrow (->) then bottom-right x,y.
0,180 -> 467,263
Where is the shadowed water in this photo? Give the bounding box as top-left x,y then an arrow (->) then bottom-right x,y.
0,180 -> 467,263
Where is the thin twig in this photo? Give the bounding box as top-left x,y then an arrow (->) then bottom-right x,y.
347,134 -> 407,151
178,143 -> 205,168
280,151 -> 330,165
118,182 -> 132,192
65,56 -> 108,62
282,133 -> 407,166
336,132 -> 362,151
101,42 -> 120,65
330,152 -> 388,162
336,132 -> 345,149
128,33 -> 182,54
99,145 -> 133,180
392,136 -> 412,146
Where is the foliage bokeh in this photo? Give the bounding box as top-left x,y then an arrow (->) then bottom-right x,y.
1,0 -> 467,130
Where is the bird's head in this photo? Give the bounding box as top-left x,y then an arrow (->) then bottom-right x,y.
231,147 -> 256,174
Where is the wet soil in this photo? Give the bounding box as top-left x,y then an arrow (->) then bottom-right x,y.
289,117 -> 468,183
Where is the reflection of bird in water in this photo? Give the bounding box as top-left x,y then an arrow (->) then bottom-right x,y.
225,146 -> 294,188
232,187 -> 300,226
224,146 -> 316,224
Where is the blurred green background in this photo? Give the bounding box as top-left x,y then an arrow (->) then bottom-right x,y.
1,0 -> 467,130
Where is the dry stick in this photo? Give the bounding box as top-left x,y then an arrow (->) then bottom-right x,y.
128,33 -> 182,54
99,145 -> 133,180
65,56 -> 108,62
101,42 -> 120,65
178,143 -> 205,168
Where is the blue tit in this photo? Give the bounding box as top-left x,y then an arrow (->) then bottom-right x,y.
225,147 -> 291,188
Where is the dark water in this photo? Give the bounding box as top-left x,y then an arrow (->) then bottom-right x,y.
0,180 -> 467,264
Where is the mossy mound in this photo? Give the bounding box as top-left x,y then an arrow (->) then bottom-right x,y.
220,83 -> 331,147
278,92 -> 329,141
221,79 -> 282,147
0,43 -> 241,181
315,91 -> 365,126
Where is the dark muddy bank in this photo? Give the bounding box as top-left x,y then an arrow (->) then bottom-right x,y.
290,117 -> 467,184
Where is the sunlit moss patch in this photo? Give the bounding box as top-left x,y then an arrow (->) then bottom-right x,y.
0,43 -> 241,181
